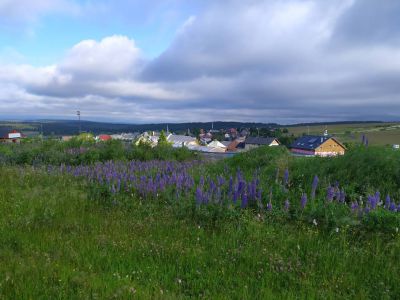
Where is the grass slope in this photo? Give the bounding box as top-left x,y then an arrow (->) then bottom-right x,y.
1,167 -> 400,298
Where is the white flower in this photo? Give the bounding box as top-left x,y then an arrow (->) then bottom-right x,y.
335,227 -> 339,233
313,219 -> 318,226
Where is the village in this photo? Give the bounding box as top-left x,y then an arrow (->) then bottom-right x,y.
0,125 -> 346,157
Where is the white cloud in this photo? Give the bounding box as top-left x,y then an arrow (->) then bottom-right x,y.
2,0 -> 400,123
61,36 -> 142,79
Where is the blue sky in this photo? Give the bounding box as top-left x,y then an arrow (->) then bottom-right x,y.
0,0 -> 202,64
0,0 -> 400,123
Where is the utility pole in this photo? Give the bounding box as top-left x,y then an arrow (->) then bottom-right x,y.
77,110 -> 81,134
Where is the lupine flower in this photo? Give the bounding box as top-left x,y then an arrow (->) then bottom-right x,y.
196,187 -> 203,206
284,199 -> 290,212
283,169 -> 289,186
301,193 -> 307,209
311,175 -> 319,199
339,189 -> 346,203
267,201 -> 272,211
385,195 -> 391,209
241,193 -> 248,208
389,202 -> 397,212
326,186 -> 335,202
351,201 -> 359,212
233,190 -> 239,204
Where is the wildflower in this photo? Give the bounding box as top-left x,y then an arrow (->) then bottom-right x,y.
326,186 -> 334,202
267,201 -> 272,211
284,199 -> 290,212
389,202 -> 397,212
312,219 -> 318,226
301,193 -> 307,209
311,175 -> 319,199
335,227 -> 339,233
195,187 -> 203,206
385,195 -> 391,209
241,193 -> 248,209
339,189 -> 346,203
351,201 -> 359,212
283,169 -> 289,186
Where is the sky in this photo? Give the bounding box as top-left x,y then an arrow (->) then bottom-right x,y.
0,0 -> 399,124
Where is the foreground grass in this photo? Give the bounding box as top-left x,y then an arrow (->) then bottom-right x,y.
0,168 -> 399,299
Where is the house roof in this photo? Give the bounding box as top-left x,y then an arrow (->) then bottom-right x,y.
291,135 -> 344,150
167,134 -> 197,144
207,140 -> 227,148
226,140 -> 245,151
245,137 -> 279,145
98,134 -> 112,141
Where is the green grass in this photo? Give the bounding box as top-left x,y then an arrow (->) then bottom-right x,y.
286,122 -> 400,146
1,167 -> 400,299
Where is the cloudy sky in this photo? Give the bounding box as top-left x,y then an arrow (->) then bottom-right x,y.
0,0 -> 399,124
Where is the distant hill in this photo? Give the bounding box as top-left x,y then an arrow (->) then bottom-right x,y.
0,119 -> 394,136
0,120 -> 278,136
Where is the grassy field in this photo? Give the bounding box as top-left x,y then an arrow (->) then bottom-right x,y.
286,122 -> 400,146
1,166 -> 400,299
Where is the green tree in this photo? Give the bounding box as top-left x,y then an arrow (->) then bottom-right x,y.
158,130 -> 170,146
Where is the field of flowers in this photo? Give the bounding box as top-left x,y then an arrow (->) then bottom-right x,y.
1,143 -> 400,298
46,146 -> 400,233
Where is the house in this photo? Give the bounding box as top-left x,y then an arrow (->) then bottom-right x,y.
207,140 -> 227,151
244,137 -> 280,150
187,145 -> 226,153
226,138 -> 246,152
290,135 -> 345,157
61,136 -> 74,142
0,129 -> 25,143
111,132 -> 140,141
97,134 -> 112,142
167,134 -> 199,148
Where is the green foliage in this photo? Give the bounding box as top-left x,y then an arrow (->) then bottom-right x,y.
158,130 -> 170,146
0,139 -> 196,166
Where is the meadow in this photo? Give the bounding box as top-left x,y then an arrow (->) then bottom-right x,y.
0,140 -> 400,298
286,122 -> 400,146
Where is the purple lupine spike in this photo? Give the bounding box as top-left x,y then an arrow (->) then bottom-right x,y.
284,199 -> 290,212
389,202 -> 397,212
233,190 -> 238,204
196,187 -> 203,206
361,134 -> 366,145
385,195 -> 391,209
368,195 -> 377,210
326,186 -> 335,202
267,201 -> 272,211
301,193 -> 307,209
339,189 -> 346,203
199,176 -> 204,187
228,177 -> 233,195
241,193 -> 248,209
257,188 -> 262,200
351,201 -> 359,212
311,175 -> 319,199
375,191 -> 381,206
283,169 -> 289,186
